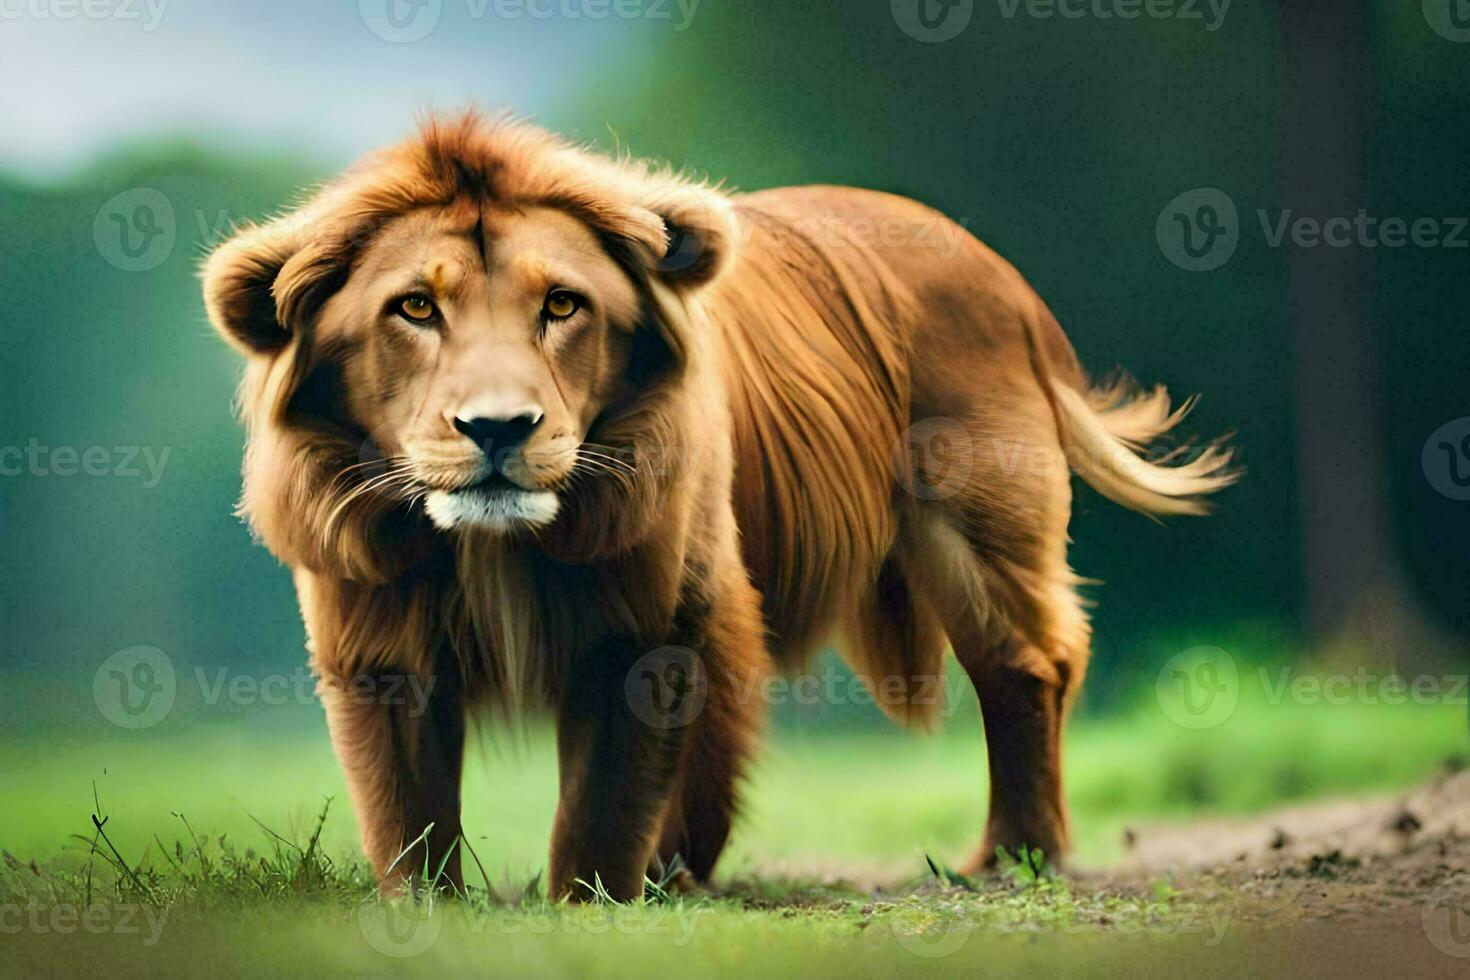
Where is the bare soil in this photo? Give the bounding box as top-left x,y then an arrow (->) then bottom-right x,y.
1095,764 -> 1470,929
735,765 -> 1470,974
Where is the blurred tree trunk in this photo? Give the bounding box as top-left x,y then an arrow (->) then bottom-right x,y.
1278,0 -> 1437,669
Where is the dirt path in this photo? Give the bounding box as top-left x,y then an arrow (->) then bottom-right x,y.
1092,766 -> 1470,928
739,766 -> 1470,972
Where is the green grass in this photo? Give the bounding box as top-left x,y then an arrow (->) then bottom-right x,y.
0,795 -> 1235,978
7,669 -> 1461,874
2,665 -> 1465,976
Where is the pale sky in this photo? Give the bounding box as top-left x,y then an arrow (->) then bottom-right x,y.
0,0 -> 669,176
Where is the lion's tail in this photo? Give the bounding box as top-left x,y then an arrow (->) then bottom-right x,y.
1055,377 -> 1238,517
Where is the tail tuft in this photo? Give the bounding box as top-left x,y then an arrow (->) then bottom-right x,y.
1057,379 -> 1237,517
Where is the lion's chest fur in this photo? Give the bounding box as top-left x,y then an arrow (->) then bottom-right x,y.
447,532 -> 691,708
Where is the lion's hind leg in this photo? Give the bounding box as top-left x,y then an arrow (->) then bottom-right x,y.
899,484 -> 1091,874
836,399 -> 1088,870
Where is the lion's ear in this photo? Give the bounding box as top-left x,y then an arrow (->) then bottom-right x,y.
202,220 -> 300,355
642,187 -> 740,292
203,215 -> 347,356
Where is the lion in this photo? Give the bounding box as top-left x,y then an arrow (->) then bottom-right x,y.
202,111 -> 1234,901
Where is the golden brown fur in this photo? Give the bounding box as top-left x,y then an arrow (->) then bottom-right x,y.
203,111 -> 1234,900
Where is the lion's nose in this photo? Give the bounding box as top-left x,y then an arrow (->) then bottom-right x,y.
453,411 -> 543,460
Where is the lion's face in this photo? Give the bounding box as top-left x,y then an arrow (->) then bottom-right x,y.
319,203 -> 642,532
203,114 -> 740,570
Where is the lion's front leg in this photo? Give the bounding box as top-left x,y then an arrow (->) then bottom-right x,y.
297,570 -> 466,895
319,662 -> 466,896
549,640 -> 699,902
654,575 -> 766,884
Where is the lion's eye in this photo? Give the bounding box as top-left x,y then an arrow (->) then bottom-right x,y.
399,295 -> 437,322
544,291 -> 582,320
